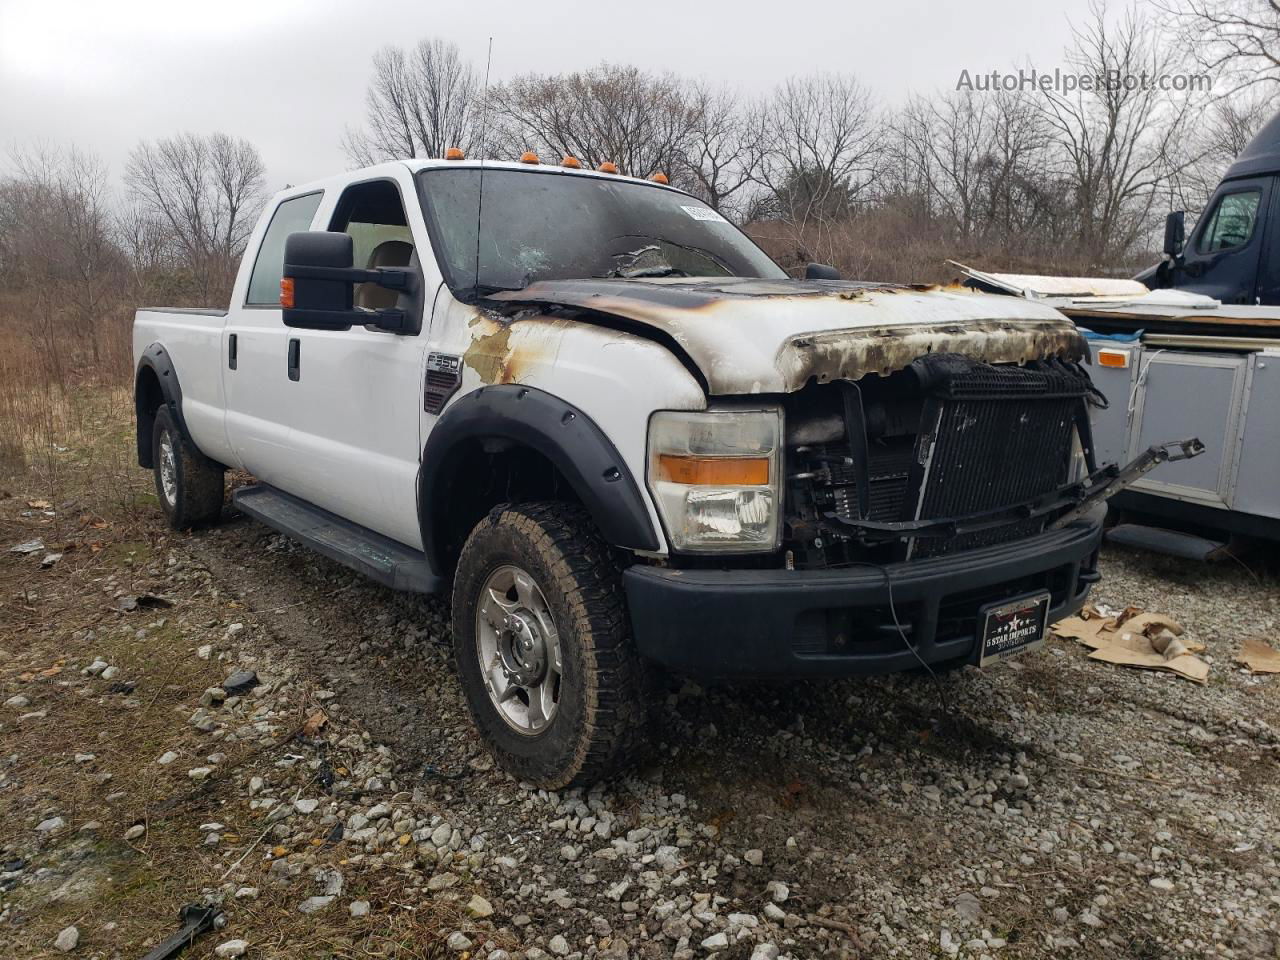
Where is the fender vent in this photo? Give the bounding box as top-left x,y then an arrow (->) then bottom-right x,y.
425,353 -> 462,414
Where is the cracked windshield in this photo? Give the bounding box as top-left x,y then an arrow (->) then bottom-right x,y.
417,167 -> 786,295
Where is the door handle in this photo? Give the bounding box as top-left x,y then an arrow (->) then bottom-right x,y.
287,338 -> 300,381
228,333 -> 238,370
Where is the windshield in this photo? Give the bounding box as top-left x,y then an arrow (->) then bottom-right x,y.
416,167 -> 786,296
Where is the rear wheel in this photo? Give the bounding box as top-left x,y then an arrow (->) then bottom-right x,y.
151,406 -> 224,530
451,502 -> 647,788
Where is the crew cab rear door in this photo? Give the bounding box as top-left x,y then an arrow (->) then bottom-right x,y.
222,189 -> 326,488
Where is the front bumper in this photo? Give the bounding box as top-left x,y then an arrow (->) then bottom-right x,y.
623,507 -> 1104,678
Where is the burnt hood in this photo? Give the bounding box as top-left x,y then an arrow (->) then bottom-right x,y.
487,277 -> 1087,395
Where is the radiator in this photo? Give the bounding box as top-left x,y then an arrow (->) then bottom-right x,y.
906,357 -> 1091,558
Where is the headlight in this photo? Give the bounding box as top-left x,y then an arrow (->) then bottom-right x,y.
1067,427 -> 1088,484
647,409 -> 782,553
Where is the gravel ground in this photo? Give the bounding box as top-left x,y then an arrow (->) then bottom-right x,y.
4,497 -> 1279,959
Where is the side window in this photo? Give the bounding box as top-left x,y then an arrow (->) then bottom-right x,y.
345,221 -> 413,268
245,192 -> 324,305
1198,190 -> 1262,254
328,180 -> 415,310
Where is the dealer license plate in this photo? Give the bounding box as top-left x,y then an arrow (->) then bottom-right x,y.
978,592 -> 1051,666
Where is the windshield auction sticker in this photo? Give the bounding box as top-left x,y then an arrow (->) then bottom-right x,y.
680,205 -> 729,223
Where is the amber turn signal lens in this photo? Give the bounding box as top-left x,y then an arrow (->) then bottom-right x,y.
651,172 -> 669,184
562,155 -> 581,168
520,151 -> 539,164
598,161 -> 618,174
1097,349 -> 1129,368
279,277 -> 295,309
445,147 -> 465,160
657,455 -> 769,486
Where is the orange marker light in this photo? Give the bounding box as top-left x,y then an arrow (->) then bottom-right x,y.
598,161 -> 618,174
280,277 -> 295,309
561,155 -> 581,168
657,455 -> 769,486
1097,349 -> 1129,369
520,151 -> 540,164
444,147 -> 465,160
651,172 -> 669,184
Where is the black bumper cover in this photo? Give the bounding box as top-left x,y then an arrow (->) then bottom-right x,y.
623,512 -> 1103,678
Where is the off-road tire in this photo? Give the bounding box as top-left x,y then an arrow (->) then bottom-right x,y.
452,501 -> 648,788
151,405 -> 224,530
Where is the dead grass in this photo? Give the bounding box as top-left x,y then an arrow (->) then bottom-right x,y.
748,211 -> 1152,286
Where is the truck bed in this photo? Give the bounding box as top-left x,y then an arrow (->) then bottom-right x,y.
133,305 -> 234,470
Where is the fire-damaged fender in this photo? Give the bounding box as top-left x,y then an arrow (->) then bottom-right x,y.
418,385 -> 660,572
134,342 -> 192,469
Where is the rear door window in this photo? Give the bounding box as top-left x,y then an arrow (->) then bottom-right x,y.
245,192 -> 324,305
1198,190 -> 1262,253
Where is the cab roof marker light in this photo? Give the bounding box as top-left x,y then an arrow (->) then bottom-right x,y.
561,155 -> 581,168
598,162 -> 618,174
520,151 -> 540,164
444,147 -> 465,160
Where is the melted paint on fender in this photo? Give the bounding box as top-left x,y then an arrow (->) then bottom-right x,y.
463,309 -> 575,386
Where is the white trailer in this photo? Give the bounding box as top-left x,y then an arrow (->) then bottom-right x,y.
954,263 -> 1280,554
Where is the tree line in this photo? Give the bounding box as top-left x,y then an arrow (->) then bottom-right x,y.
342,3 -> 1275,272
0,0 -> 1275,384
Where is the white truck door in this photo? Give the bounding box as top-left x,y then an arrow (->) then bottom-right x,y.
222,190 -> 326,486
276,172 -> 432,549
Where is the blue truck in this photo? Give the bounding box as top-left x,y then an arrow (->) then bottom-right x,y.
1141,109 -> 1280,307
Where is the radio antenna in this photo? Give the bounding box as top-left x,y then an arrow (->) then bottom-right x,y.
472,36 -> 493,298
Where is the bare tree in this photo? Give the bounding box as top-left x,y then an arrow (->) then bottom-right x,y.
1035,1 -> 1200,262
1,146 -> 129,377
978,91 -> 1064,242
115,203 -> 176,301
124,132 -> 266,301
750,74 -> 886,264
755,75 -> 885,221
898,92 -> 995,239
1165,91 -> 1272,216
678,84 -> 763,220
1157,0 -> 1280,94
488,63 -> 699,179
858,88 -> 1061,280
343,39 -> 480,164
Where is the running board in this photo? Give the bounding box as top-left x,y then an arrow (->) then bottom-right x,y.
231,485 -> 441,594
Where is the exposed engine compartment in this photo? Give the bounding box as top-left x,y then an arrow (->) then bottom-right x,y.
783,354 -> 1104,569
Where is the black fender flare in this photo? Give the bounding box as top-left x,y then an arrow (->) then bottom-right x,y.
419,385 -> 660,571
134,343 -> 192,468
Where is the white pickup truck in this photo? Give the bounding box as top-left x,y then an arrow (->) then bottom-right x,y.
133,155 -> 1198,786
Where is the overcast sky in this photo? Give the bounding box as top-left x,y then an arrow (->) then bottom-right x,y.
1,0 -> 1105,191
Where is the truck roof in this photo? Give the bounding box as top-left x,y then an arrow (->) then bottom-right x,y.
281,157 -> 687,199
1224,109 -> 1280,181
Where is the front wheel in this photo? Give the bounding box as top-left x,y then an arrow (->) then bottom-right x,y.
151,406 -> 224,530
451,502 -> 648,788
